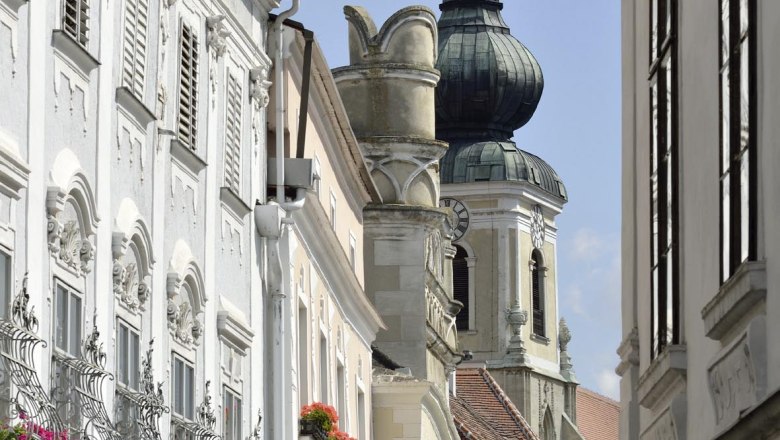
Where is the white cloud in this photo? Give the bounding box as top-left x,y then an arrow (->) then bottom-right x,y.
570,228 -> 605,261
596,369 -> 620,401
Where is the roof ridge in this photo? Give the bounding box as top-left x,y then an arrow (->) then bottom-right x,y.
478,368 -> 539,440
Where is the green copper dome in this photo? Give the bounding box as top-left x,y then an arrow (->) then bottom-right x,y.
436,0 -> 544,140
436,1 -> 566,201
439,140 -> 567,201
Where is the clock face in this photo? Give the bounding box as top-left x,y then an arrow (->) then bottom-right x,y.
440,198 -> 470,242
531,204 -> 546,249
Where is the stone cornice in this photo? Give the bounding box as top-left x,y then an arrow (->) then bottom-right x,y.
638,344 -> 687,410
702,260 -> 766,341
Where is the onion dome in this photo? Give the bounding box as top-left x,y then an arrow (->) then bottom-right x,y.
440,140 -> 567,201
436,0 -> 544,141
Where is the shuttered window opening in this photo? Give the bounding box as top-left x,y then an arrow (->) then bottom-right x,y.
453,245 -> 469,331
178,23 -> 199,151
224,72 -> 242,193
122,0 -> 148,99
531,250 -> 545,337
62,0 -> 89,48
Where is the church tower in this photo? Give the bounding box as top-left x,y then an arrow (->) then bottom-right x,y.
435,1 -> 582,438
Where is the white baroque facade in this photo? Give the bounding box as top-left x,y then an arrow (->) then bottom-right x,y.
619,1 -> 780,439
0,0 -> 286,438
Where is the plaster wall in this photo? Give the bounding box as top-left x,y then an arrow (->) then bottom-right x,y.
621,0 -> 780,439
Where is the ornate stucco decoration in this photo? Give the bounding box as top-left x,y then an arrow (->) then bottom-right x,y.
249,410 -> 263,440
166,290 -> 203,346
559,318 -> 574,373
113,258 -> 150,312
504,306 -> 528,364
206,15 -> 230,107
48,209 -> 95,275
46,158 -> 100,276
112,202 -> 155,313
249,66 -> 272,155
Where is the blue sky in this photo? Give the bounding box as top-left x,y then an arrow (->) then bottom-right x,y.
294,1 -> 622,399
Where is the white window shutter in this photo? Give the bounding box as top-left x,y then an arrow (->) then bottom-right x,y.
224,72 -> 242,193
178,23 -> 199,150
122,0 -> 148,99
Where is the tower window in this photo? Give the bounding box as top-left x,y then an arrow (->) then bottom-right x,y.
452,245 -> 469,331
649,0 -> 679,358
720,0 -> 756,283
531,250 -> 545,337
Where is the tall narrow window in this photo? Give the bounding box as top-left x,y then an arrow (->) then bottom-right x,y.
178,23 -> 199,151
531,250 -> 545,337
62,0 -> 89,48
329,192 -> 337,231
171,355 -> 195,420
319,334 -> 328,403
223,387 -> 242,440
349,234 -> 357,270
224,72 -> 243,193
122,0 -> 148,99
720,0 -> 756,283
452,245 -> 469,331
649,0 -> 679,359
336,364 -> 346,430
116,321 -> 140,391
0,252 -> 9,320
298,305 -> 309,404
53,281 -> 83,432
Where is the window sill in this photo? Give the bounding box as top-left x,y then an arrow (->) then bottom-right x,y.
638,344 -> 687,410
170,138 -> 207,178
220,187 -> 251,220
51,30 -> 99,78
531,333 -> 550,345
702,260 -> 766,341
116,87 -> 156,128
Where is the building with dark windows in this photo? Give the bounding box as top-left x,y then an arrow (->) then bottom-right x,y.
619,0 -> 780,438
434,0 -> 588,439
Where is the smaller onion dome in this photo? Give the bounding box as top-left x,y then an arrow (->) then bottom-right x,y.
436,0 -> 544,142
440,140 -> 567,201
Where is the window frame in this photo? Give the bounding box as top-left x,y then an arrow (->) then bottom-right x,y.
177,21 -> 200,151
121,0 -> 149,100
171,353 -> 196,421
719,0 -> 757,284
222,385 -> 242,440
530,249 -> 546,338
61,0 -> 90,48
54,279 -> 84,358
224,69 -> 243,195
648,0 -> 680,359
116,319 -> 141,391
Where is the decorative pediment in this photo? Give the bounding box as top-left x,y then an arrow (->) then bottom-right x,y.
112,200 -> 155,313
167,242 -> 206,347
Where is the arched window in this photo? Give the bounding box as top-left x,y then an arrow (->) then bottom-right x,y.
452,245 -> 469,331
531,249 -> 545,337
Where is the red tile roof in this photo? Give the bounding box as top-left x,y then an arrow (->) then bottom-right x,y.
576,387 -> 620,440
450,368 -> 539,440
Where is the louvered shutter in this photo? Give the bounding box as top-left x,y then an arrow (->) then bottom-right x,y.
531,256 -> 544,336
452,246 -> 469,331
63,0 -> 90,47
224,73 -> 242,193
122,0 -> 148,99
178,24 -> 199,150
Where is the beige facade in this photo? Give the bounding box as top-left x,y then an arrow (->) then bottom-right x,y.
619,1 -> 780,439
